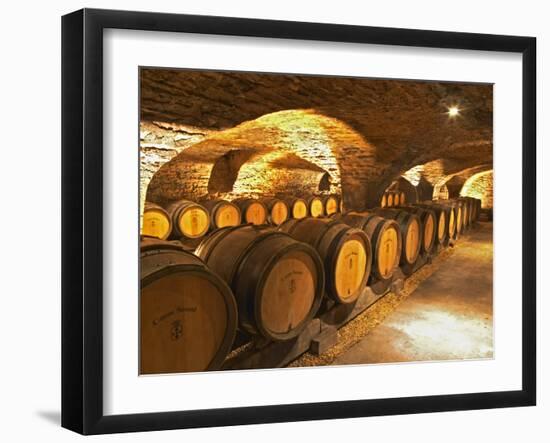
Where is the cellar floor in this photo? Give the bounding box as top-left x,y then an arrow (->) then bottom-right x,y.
333,222 -> 494,365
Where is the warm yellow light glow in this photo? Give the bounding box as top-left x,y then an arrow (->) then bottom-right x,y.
447,106 -> 460,118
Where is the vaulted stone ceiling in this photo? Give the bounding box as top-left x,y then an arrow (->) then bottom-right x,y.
140,68 -> 493,210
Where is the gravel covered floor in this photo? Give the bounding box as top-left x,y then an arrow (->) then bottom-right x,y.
288,222 -> 493,367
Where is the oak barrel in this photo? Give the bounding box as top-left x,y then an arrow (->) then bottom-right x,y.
387,193 -> 394,207
280,197 -> 308,220
142,202 -> 172,240
374,208 -> 421,266
233,198 -> 268,225
399,191 -> 406,206
398,206 -> 436,254
322,195 -> 340,216
201,199 -> 242,229
165,199 -> 210,239
336,212 -> 402,282
457,197 -> 473,227
195,225 -> 324,341
380,194 -> 387,208
259,198 -> 290,226
307,196 -> 325,218
140,239 -> 237,374
279,218 -> 372,304
414,202 -> 454,242
437,201 -> 461,239
393,192 -> 401,207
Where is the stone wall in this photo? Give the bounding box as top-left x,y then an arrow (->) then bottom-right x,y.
139,68 -> 493,214
461,170 -> 494,208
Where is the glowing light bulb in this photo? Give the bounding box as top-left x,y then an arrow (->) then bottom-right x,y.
447,106 -> 460,118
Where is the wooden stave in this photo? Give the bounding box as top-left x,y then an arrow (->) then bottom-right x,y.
195,225 -> 324,341
232,198 -> 268,225
142,202 -> 173,240
336,212 -> 402,282
201,199 -> 242,229
279,217 -> 372,304
140,239 -> 238,373
373,208 -> 422,266
164,199 -> 211,239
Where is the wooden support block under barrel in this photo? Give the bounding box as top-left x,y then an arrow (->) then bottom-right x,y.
309,326 -> 338,356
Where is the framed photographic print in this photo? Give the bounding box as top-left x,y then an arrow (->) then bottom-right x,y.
61,8 -> 536,435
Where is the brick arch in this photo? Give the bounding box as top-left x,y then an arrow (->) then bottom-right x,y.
144,109 -> 385,206
432,163 -> 492,200
460,170 -> 494,208
208,150 -> 257,194
385,176 -> 419,204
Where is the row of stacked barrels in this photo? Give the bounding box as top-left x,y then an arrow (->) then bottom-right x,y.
381,191 -> 406,208
141,195 -> 342,242
140,195 -> 481,375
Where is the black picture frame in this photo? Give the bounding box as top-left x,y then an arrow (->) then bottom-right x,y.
61,8 -> 536,435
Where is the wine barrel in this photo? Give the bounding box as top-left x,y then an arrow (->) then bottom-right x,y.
412,203 -> 449,247
142,202 -> 172,240
468,197 -> 481,221
201,199 -> 241,229
140,239 -> 237,374
458,197 -> 473,227
398,206 -> 436,254
380,194 -> 387,208
374,208 -> 421,266
259,198 -> 289,226
279,218 -> 372,304
399,192 -> 406,206
307,196 -> 325,218
393,192 -> 401,207
322,195 -> 340,216
419,202 -> 456,240
387,193 -> 394,207
460,199 -> 470,229
439,201 -> 462,238
233,198 -> 268,225
196,225 -> 324,341
165,200 -> 210,239
337,212 -> 402,282
280,197 -> 308,220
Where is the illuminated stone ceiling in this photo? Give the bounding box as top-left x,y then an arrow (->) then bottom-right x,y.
140,68 -> 493,210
